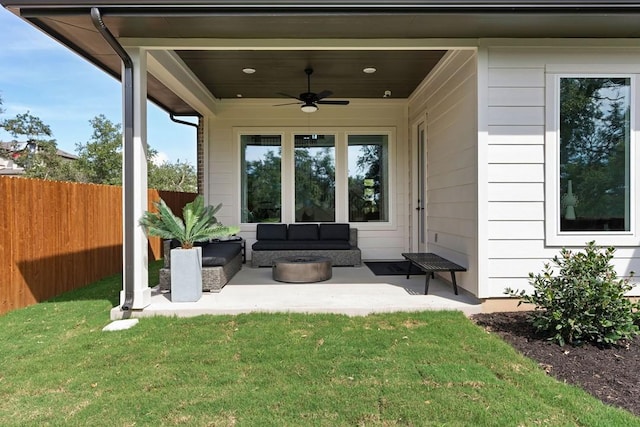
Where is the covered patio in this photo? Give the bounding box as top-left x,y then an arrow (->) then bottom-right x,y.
6,1 -> 640,314
110,265 -> 481,319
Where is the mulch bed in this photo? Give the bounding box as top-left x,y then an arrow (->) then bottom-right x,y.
471,311 -> 640,417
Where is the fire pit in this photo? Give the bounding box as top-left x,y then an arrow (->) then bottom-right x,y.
272,256 -> 332,283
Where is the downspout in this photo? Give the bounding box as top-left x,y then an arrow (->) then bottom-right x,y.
169,113 -> 200,129
170,114 -> 204,195
91,7 -> 135,312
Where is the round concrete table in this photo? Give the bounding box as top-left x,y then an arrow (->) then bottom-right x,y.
272,256 -> 332,283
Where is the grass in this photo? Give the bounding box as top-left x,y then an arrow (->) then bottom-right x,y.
1,262 -> 638,426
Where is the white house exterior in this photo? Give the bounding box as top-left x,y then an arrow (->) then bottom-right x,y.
482,43 -> 640,300
4,1 -> 640,311
205,42 -> 640,301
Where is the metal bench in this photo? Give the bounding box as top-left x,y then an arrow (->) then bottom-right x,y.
401,252 -> 467,295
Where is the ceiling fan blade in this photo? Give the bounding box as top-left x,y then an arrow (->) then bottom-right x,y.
277,92 -> 302,101
316,90 -> 333,100
316,100 -> 350,105
273,101 -> 302,106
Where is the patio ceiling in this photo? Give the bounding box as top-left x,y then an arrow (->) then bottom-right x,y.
5,1 -> 640,115
176,50 -> 447,101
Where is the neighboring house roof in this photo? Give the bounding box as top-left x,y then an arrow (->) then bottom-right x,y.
55,148 -> 79,160
0,140 -> 79,176
0,141 -> 79,161
3,1 -> 640,115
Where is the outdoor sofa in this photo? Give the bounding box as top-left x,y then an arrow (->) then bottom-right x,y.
159,239 -> 242,292
251,223 -> 361,267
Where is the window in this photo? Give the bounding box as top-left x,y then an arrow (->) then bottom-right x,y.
559,77 -> 631,232
348,135 -> 389,222
294,134 -> 335,222
546,72 -> 638,246
238,129 -> 394,226
241,135 -> 281,223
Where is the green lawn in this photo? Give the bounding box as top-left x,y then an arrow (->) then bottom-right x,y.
1,261 -> 638,426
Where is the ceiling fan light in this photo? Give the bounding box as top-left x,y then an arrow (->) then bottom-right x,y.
301,103 -> 318,113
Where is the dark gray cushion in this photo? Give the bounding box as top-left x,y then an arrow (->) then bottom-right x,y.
252,240 -> 351,251
319,223 -> 350,241
201,242 -> 241,266
256,223 -> 288,240
288,224 -> 319,240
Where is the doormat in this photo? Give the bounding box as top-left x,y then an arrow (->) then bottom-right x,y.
365,261 -> 425,276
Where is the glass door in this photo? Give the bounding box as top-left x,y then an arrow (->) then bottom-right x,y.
417,123 -> 427,252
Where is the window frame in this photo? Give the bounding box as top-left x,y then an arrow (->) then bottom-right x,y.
236,127 -> 395,229
346,133 -> 391,223
239,133 -> 284,224
545,70 -> 640,246
293,133 -> 337,223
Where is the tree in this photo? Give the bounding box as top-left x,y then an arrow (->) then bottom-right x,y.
2,110 -> 196,189
75,114 -> 123,185
76,114 -> 197,191
148,159 -> 197,192
0,94 -> 7,158
243,149 -> 282,222
294,146 -> 335,222
0,111 -> 81,181
349,143 -> 385,221
2,112 -> 52,141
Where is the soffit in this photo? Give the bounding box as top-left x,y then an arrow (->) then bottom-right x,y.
7,6 -> 640,115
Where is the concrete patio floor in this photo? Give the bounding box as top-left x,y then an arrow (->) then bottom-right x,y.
110,264 -> 482,320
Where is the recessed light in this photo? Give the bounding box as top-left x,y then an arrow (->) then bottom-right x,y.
363,67 -> 377,74
242,67 -> 256,74
236,94 -> 243,98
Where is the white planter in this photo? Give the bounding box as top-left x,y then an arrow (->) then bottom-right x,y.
170,247 -> 203,302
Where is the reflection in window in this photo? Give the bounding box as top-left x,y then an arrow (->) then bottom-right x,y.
294,134 -> 335,222
241,135 -> 281,223
559,77 -> 631,231
348,135 -> 389,222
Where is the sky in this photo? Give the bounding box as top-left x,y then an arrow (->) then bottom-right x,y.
0,7 -> 196,165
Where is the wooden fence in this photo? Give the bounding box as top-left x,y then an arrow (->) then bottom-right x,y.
0,176 -> 196,315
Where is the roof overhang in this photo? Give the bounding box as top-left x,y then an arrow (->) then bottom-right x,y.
4,1 -> 640,115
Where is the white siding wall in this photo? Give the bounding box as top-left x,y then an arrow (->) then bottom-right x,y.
408,50 -> 479,295
485,44 -> 640,297
205,100 -> 409,261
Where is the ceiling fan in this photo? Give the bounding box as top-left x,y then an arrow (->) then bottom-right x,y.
275,68 -> 350,113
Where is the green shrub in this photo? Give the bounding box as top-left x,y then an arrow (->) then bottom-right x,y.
505,241 -> 640,346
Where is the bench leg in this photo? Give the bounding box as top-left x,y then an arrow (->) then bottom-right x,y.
424,273 -> 431,295
405,260 -> 412,279
450,271 -> 459,295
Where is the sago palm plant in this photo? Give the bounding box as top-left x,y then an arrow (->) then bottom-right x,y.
139,195 -> 240,249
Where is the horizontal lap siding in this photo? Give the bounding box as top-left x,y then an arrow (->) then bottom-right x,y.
485,45 -> 640,297
487,145 -> 544,163
488,202 -> 544,220
486,49 -> 547,297
488,164 -> 543,182
409,50 -> 479,295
